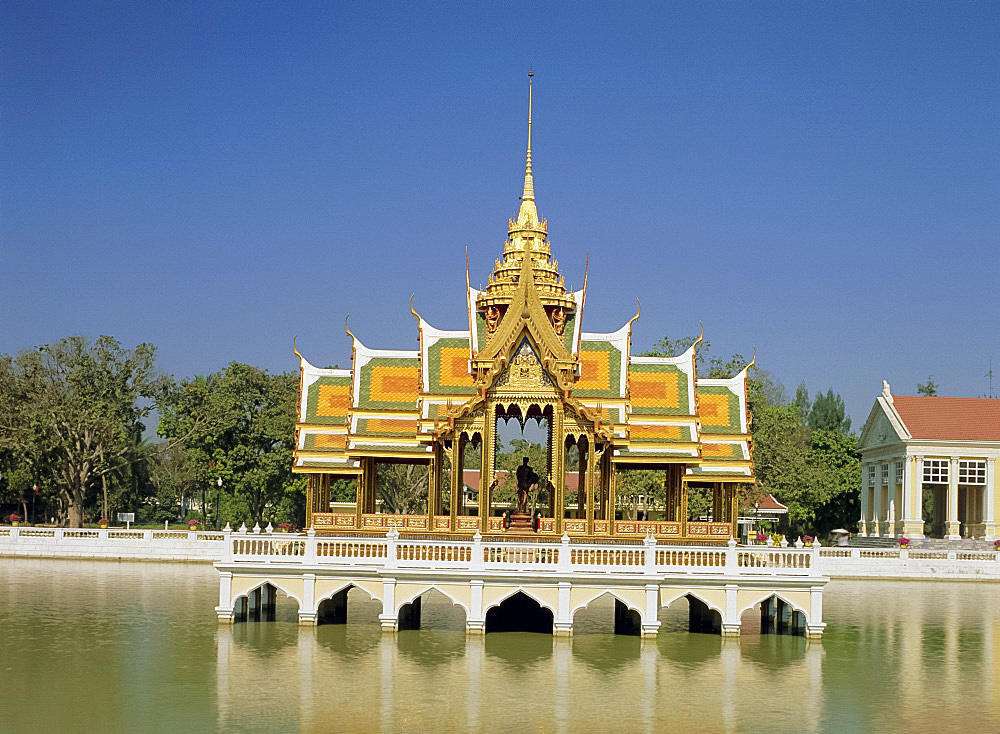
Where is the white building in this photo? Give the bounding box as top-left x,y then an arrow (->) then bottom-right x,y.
857,381 -> 1000,540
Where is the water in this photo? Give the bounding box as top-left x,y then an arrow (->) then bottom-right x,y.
1,559 -> 997,733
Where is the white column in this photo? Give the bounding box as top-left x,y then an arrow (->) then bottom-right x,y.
882,462 -> 893,537
721,584 -> 740,637
466,579 -> 485,634
298,573 -> 317,625
946,458 -> 961,539
806,585 -> 826,639
379,578 -> 397,632
903,455 -> 924,538
554,581 -> 572,636
859,462 -> 870,536
985,458 -> 997,540
641,583 -> 661,637
216,571 -> 234,622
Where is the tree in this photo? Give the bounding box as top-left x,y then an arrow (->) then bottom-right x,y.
793,383 -> 810,422
917,375 -> 939,396
149,443 -> 199,523
615,468 -> 662,521
377,463 -> 427,515
808,388 -> 851,433
157,363 -> 301,527
0,336 -> 165,527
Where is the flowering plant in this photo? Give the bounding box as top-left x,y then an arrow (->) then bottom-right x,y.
994,539 -> 1000,549
898,537 -> 911,547
802,535 -> 814,544
9,513 -> 22,523
755,532 -> 767,542
279,522 -> 293,531
98,518 -> 108,525
771,533 -> 783,543
188,519 -> 199,527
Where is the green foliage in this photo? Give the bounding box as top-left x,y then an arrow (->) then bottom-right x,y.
917,375 -> 939,396
376,463 -> 428,515
330,477 -> 356,503
793,383 -> 810,422
157,363 -> 300,527
808,388 -> 851,433
615,469 -> 662,520
0,336 -> 165,527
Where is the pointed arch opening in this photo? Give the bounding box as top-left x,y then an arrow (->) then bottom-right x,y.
740,594 -> 808,636
232,581 -> 300,624
571,590 -> 642,636
316,584 -> 382,627
658,593 -> 723,635
485,591 -> 554,634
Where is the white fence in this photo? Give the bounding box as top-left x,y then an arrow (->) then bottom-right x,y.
816,546 -> 1000,580
3,525 -> 999,578
0,525 -> 225,561
219,529 -> 821,578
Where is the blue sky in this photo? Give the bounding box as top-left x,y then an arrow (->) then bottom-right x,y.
2,1 -> 998,428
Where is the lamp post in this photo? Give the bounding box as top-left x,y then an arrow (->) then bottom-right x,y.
216,477 -> 223,531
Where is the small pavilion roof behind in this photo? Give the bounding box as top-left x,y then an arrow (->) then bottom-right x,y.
755,494 -> 788,515
892,395 -> 1000,441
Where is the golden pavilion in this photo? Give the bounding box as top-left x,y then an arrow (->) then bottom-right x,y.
293,76 -> 755,542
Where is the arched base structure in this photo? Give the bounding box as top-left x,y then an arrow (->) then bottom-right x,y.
317,588 -> 348,625
215,531 -> 829,639
485,592 -> 553,634
398,597 -> 422,631
227,582 -> 283,624
614,599 -> 641,636
759,596 -> 807,636
687,595 -> 722,635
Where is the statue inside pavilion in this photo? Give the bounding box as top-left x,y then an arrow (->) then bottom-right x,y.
293,75 -> 755,542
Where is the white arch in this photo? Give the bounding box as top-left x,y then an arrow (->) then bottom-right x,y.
661,590 -> 725,620
569,589 -> 642,619
736,591 -> 811,624
393,584 -> 471,617
483,586 -> 558,616
231,577 -> 302,610
315,581 -> 380,606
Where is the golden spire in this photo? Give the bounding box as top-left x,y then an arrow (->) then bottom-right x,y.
517,70 -> 538,226
523,70 -> 534,202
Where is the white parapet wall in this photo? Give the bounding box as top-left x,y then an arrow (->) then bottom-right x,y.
816,547 -> 1000,580
0,526 -> 225,561
2,526 -> 999,580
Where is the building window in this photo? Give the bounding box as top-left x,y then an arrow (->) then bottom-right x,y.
958,460 -> 987,485
881,463 -> 890,485
867,465 -> 876,487
922,459 -> 949,484
895,461 -> 904,484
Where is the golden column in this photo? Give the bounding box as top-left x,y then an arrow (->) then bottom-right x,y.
552,406 -> 565,535
480,408 -> 496,533
585,436 -> 596,535
449,437 -> 462,531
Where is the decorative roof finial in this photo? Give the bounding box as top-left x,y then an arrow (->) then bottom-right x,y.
523,70 -> 534,203
517,70 -> 539,226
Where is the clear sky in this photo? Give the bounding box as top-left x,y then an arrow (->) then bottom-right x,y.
2,1 -> 998,428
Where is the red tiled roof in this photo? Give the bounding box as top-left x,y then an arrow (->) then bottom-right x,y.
892,395 -> 1000,441
757,494 -> 787,512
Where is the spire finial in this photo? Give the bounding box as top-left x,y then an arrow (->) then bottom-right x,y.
520,70 -> 536,207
